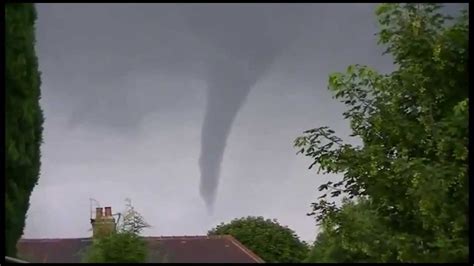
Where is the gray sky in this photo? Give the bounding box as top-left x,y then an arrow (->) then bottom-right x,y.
24,3 -> 443,242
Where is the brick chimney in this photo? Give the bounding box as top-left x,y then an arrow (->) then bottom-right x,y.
96,207 -> 103,219
91,206 -> 116,238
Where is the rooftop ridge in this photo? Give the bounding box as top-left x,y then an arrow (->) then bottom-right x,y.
144,235 -> 225,240
20,235 -> 228,241
19,237 -> 91,242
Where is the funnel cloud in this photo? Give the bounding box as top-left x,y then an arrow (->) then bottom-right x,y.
184,5 -> 317,210
200,55 -> 274,211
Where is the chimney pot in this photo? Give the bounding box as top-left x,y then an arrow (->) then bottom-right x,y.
104,207 -> 112,217
96,207 -> 103,219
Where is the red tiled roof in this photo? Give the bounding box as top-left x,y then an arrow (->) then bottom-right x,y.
17,235 -> 264,263
18,238 -> 91,263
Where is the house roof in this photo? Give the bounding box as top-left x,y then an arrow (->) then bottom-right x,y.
17,235 -> 264,263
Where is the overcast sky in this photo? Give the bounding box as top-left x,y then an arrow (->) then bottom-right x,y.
23,3 -> 461,243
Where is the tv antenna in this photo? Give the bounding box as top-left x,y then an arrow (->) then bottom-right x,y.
89,198 -> 101,220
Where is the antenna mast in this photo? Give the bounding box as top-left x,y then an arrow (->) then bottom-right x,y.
89,198 -> 100,220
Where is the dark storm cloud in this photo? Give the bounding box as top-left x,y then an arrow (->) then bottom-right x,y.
37,3 -> 323,209
35,4 -> 207,133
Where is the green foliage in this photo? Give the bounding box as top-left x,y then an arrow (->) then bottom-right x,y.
295,4 -> 468,263
306,198 -> 397,263
5,3 -> 44,256
83,200 -> 151,263
208,216 -> 309,263
83,232 -> 147,263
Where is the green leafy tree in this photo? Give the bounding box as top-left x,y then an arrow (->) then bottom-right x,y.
208,216 -> 309,263
306,198 -> 396,263
83,232 -> 148,263
5,3 -> 44,256
83,200 -> 151,263
295,4 -> 468,263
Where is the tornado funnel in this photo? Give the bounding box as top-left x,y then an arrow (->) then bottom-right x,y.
181,4 -> 317,211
